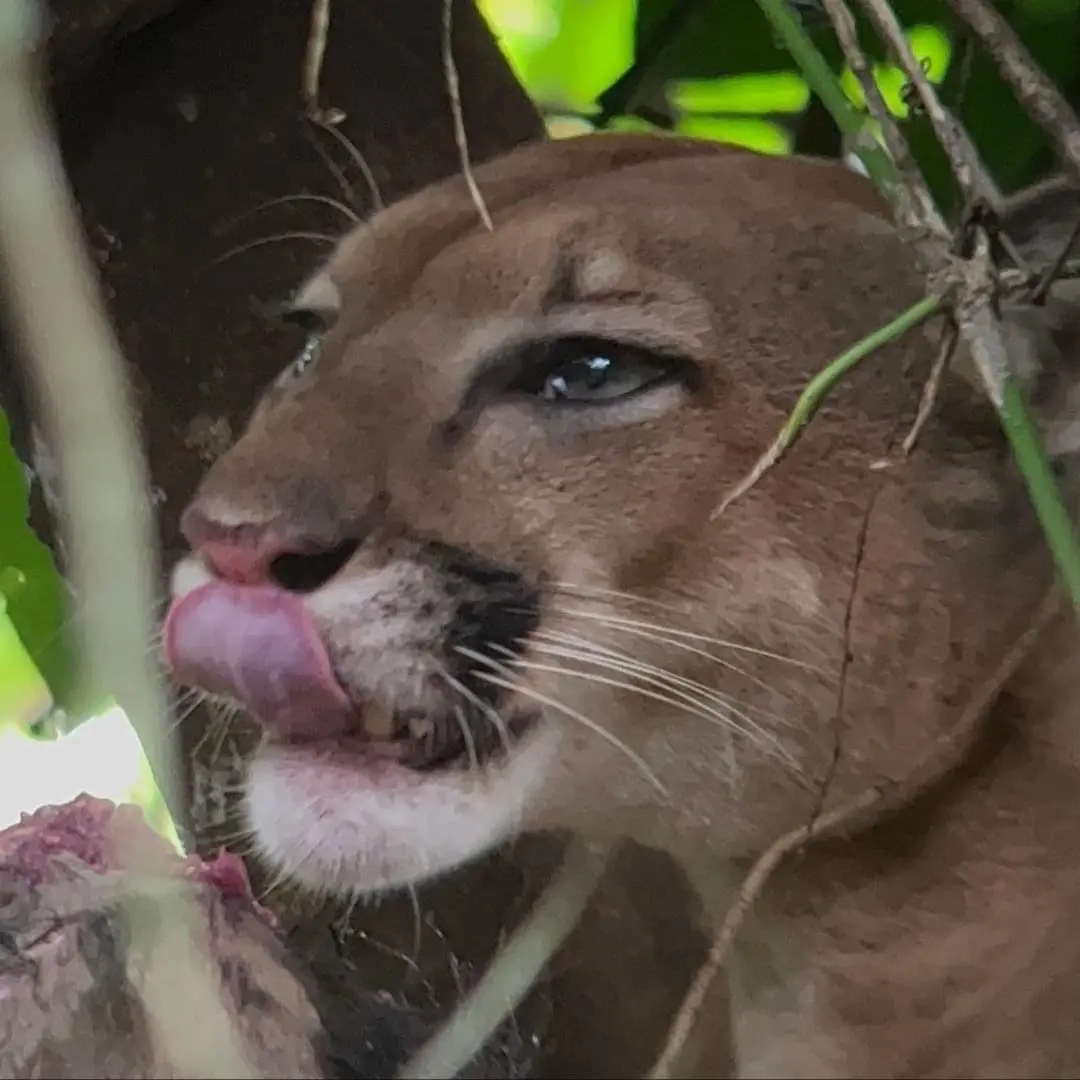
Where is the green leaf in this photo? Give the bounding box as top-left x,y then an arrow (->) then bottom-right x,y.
0,592 -> 51,727
0,406 -> 74,714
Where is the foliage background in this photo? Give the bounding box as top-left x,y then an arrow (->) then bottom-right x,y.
2,0 -> 1080,829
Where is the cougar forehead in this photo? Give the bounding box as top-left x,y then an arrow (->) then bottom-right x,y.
168,134 -> 1036,900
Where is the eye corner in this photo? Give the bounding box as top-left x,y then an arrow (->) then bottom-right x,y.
279,304 -> 330,336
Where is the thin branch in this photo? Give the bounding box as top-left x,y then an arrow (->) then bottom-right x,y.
841,0 -> 1080,610
442,0 -> 492,232
647,790 -> 882,1080
856,0 -> 998,212
944,0 -> 1080,182
901,319 -> 959,456
301,0 -> 342,124
817,0 -> 947,242
756,0 -> 900,197
0,2 -> 255,1075
398,838 -> 612,1080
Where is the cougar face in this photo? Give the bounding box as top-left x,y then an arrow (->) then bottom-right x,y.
165,134 -> 1080,907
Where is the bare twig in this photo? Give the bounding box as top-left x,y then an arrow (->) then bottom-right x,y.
944,0 -> 1080,181
818,0 -> 947,241
301,0 -> 343,125
398,838 -> 611,1079
829,0 -> 1080,607
442,0 -> 492,232
646,791 -> 882,1080
1031,213 -> 1080,302
901,319 -> 959,456
0,2 -> 255,1075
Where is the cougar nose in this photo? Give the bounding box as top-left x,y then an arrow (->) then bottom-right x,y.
180,504 -> 360,593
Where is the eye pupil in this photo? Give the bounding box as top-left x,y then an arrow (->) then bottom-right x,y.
584,355 -> 611,389
509,335 -> 681,406
543,355 -> 611,400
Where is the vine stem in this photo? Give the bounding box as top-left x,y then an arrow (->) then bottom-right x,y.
713,294 -> 943,518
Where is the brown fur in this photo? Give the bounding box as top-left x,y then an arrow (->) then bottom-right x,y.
171,133 -> 1080,1077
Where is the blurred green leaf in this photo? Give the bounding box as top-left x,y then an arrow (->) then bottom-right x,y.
0,406 -> 74,715
0,592 -> 51,728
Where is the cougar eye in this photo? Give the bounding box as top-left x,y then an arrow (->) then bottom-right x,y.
513,336 -> 676,403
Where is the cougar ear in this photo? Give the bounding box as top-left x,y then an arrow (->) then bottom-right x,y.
952,175 -> 1080,460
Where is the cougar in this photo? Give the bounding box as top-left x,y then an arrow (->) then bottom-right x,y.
163,133 -> 1080,1077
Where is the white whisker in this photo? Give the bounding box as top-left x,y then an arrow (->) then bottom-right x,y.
530,629 -> 794,727
485,645 -> 797,771
314,119 -> 386,213
551,606 -> 827,674
523,640 -> 795,759
435,664 -> 513,759
451,703 -> 481,774
207,231 -> 337,268
455,648 -> 667,795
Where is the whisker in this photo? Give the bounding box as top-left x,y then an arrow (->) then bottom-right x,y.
524,640 -> 793,751
407,883 -> 423,968
451,703 -> 481,774
530,629 -> 794,727
303,125 -> 357,208
435,664 -> 513,759
206,231 -> 337,269
455,648 -> 667,795
218,192 -> 360,231
485,645 -> 797,771
541,607 -> 832,706
550,606 -> 828,674
550,580 -> 838,635
313,118 -> 385,213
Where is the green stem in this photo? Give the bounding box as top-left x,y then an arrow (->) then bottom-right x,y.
778,294 -> 942,446
753,0 -> 897,189
998,381 -> 1080,611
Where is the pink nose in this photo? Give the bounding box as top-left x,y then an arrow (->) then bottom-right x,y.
180,505 -> 295,586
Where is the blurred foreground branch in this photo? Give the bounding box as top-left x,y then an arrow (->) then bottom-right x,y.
0,1 -> 254,1074
400,838 -> 612,1080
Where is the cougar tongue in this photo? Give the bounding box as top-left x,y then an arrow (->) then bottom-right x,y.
163,582 -> 353,739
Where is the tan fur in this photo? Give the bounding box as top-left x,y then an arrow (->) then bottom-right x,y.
171,133 -> 1080,1077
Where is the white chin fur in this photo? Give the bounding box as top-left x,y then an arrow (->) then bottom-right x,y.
243,724 -> 561,896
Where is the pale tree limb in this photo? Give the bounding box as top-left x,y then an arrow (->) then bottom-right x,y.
0,2 -> 255,1075
399,838 -> 612,1080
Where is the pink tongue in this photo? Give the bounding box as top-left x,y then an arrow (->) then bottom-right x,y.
163,582 -> 353,739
